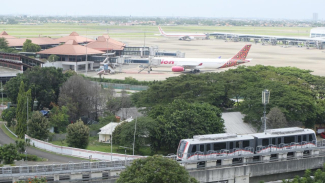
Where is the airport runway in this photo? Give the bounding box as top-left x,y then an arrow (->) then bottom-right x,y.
85,37 -> 325,81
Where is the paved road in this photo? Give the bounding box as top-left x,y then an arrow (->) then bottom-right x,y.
222,112 -> 257,134
0,124 -> 82,164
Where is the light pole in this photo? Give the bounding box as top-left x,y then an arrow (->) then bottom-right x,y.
262,89 -> 270,132
132,117 -> 137,155
0,82 -> 3,108
111,133 -> 113,161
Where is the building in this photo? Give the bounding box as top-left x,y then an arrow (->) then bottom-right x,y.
55,32 -> 94,44
6,37 -> 59,50
38,40 -> 105,71
87,35 -> 125,56
313,13 -> 318,22
98,122 -> 121,142
310,27 -> 325,38
0,31 -> 16,39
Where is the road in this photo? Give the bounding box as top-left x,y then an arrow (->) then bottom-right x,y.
0,123 -> 82,164
222,112 -> 257,134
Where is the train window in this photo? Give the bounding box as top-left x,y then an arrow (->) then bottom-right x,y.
272,138 -> 276,145
200,144 -> 204,152
303,135 -> 307,141
214,143 -> 226,151
278,137 -> 282,144
230,142 -> 234,149
284,136 -> 295,144
207,144 -> 212,151
191,145 -> 197,153
298,136 -> 301,142
235,141 -> 240,148
262,139 -> 269,146
309,134 -> 314,141
243,140 -> 250,148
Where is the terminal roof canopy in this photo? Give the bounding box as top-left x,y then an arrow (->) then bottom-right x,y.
0,31 -> 16,39
6,37 -> 58,47
55,31 -> 95,44
87,35 -> 125,51
37,40 -> 105,56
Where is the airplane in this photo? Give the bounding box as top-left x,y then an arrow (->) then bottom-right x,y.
153,44 -> 252,73
158,26 -> 208,41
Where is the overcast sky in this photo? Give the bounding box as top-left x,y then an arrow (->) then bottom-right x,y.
1,0 -> 324,20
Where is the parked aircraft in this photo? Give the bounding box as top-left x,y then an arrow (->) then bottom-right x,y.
154,44 -> 252,72
158,26 -> 208,41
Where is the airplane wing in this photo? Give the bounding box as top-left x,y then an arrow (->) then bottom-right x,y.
177,63 -> 202,69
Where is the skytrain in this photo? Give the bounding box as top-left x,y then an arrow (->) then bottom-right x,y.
177,127 -> 316,161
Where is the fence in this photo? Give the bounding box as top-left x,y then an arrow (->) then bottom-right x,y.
4,124 -> 17,138
25,135 -> 144,161
100,82 -> 148,91
0,160 -> 133,178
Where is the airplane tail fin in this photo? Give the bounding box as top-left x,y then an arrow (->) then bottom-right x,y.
231,44 -> 252,60
158,26 -> 166,35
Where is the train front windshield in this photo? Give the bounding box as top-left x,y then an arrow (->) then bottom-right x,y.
177,141 -> 187,159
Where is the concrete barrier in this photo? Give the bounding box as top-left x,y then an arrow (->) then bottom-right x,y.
25,135 -> 143,161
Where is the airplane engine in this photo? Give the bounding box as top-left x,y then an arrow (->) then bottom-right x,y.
172,66 -> 185,72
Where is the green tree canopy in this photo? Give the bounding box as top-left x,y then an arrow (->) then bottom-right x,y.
66,119 -> 89,149
0,143 -> 19,164
22,39 -> 41,52
16,81 -> 32,139
48,54 -> 59,62
266,107 -> 288,129
113,117 -> 157,154
27,112 -> 50,140
117,155 -> 199,183
0,37 -> 9,49
1,107 -> 16,127
49,104 -> 70,133
149,100 -> 225,152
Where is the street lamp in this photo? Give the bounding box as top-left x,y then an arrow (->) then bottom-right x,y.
262,89 -> 270,132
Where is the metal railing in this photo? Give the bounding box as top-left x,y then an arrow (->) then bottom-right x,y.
3,124 -> 17,138
0,160 -> 133,178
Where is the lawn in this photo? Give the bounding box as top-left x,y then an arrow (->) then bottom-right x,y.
1,23 -> 311,39
51,136 -> 152,156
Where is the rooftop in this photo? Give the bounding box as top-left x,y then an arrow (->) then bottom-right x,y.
0,31 -> 16,39
87,35 -> 125,51
55,31 -> 95,44
6,37 -> 58,47
37,40 -> 105,56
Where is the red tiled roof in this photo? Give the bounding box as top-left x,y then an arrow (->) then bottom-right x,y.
0,31 -> 16,39
87,35 -> 125,51
7,37 -> 58,47
37,40 -> 105,56
55,32 -> 94,44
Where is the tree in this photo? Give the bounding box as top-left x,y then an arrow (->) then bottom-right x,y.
113,117 -> 157,153
15,140 -> 26,154
117,155 -> 199,183
49,104 -> 70,133
1,107 -> 16,127
0,37 -> 8,49
59,75 -> 109,121
266,107 -> 288,129
149,100 -> 225,152
66,119 -> 89,149
0,143 -> 19,164
16,81 -> 32,139
22,39 -> 41,52
48,54 -> 59,62
27,112 -> 50,140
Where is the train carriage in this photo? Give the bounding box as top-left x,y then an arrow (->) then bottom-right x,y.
177,127 -> 317,161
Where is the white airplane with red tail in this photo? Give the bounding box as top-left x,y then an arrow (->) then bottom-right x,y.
154,44 -> 252,72
158,26 -> 208,41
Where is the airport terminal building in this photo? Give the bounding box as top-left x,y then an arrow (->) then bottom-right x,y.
310,27 -> 325,38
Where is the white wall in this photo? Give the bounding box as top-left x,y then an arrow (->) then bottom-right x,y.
25,135 -> 143,161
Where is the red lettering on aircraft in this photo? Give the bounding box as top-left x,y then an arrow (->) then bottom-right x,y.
160,60 -> 174,64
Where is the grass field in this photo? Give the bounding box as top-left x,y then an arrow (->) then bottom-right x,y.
0,23 -> 311,39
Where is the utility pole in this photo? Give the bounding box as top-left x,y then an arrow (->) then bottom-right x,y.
133,117 -> 137,155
